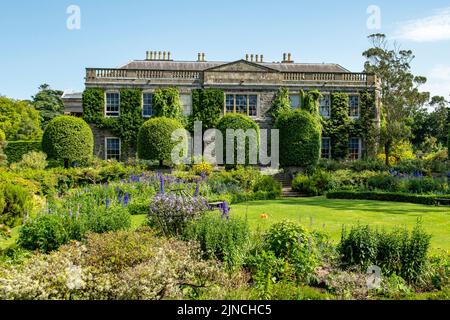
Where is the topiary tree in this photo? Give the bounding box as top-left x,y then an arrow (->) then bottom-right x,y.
137,117 -> 185,167
0,129 -> 7,166
276,109 -> 321,168
216,114 -> 260,166
42,116 -> 93,168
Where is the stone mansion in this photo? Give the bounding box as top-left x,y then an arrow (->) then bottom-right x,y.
62,51 -> 381,162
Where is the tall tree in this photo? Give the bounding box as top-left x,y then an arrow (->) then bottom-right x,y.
32,84 -> 64,129
411,96 -> 450,151
363,34 -> 429,165
0,96 -> 42,141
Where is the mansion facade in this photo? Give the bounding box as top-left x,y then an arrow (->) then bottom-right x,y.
62,51 -> 381,162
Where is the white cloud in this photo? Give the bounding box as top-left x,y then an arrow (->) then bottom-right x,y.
422,65 -> 450,98
394,7 -> 450,42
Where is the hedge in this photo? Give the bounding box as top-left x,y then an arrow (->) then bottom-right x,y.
326,191 -> 450,206
5,141 -> 42,164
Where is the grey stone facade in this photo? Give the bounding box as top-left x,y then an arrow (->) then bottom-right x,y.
63,52 -> 381,161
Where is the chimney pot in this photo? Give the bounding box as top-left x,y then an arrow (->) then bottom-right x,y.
250,54 -> 254,62
163,51 -> 167,60
158,51 -> 162,60
202,53 -> 205,61
255,54 -> 259,63
283,53 -> 287,62
168,51 -> 171,60
288,53 -> 292,62
260,55 -> 264,62
246,54 -> 249,61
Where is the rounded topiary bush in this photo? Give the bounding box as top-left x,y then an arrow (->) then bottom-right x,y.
137,117 -> 185,166
275,110 -> 321,168
42,116 -> 93,167
216,114 -> 260,166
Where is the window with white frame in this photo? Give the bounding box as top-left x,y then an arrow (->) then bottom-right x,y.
142,93 -> 153,117
321,137 -> 331,159
348,137 -> 361,160
319,94 -> 331,118
105,92 -> 120,117
224,94 -> 258,116
105,137 -> 121,161
349,95 -> 360,118
289,94 -> 301,109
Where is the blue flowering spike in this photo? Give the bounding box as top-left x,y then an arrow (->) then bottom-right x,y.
160,175 -> 165,194
194,185 -> 199,197
106,198 -> 110,209
124,192 -> 130,206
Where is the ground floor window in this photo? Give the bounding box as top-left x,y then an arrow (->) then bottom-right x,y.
105,137 -> 121,161
348,137 -> 361,160
224,94 -> 258,116
321,137 -> 331,159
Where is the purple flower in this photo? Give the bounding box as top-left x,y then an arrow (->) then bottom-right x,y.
68,210 -> 73,218
194,185 -> 199,197
219,201 -> 230,220
160,175 -> 165,194
124,192 -> 130,206
106,198 -> 110,209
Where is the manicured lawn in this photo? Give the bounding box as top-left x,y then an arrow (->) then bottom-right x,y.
231,197 -> 450,252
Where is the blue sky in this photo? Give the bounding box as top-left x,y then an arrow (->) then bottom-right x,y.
1,0 -> 450,100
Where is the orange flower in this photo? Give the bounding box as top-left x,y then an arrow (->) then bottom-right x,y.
260,214 -> 269,219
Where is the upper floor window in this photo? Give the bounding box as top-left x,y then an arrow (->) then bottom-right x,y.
142,93 -> 153,117
319,94 -> 331,118
289,94 -> 301,109
348,137 -> 361,161
224,94 -> 258,117
349,95 -> 360,118
321,137 -> 331,159
105,137 -> 121,161
180,93 -> 193,116
105,92 -> 120,117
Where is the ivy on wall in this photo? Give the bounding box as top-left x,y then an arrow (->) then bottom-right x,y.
268,88 -> 291,121
303,90 -> 321,115
322,91 -> 378,160
352,92 -> 378,159
153,87 -> 183,120
323,93 -> 351,160
191,88 -> 224,130
82,87 -> 189,155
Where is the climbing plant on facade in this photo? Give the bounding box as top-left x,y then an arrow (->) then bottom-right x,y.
303,90 -> 321,115
268,88 -> 291,121
191,88 -> 224,131
323,93 -> 351,160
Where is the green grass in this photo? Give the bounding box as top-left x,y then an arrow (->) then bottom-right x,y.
231,197 -> 450,252
3,198 -> 449,253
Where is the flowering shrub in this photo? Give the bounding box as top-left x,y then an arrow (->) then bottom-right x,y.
148,194 -> 209,236
0,229 -> 223,300
192,161 -> 213,176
